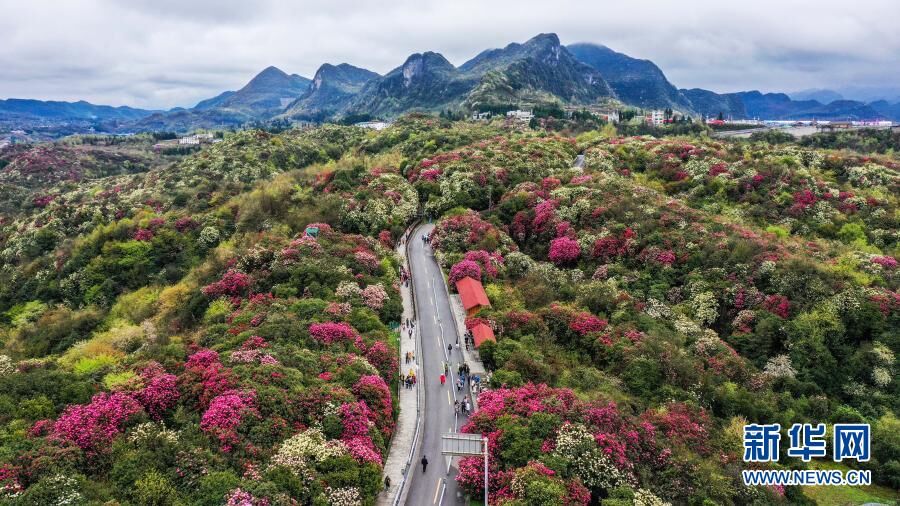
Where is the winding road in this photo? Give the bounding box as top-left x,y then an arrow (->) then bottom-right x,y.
404,223 -> 469,506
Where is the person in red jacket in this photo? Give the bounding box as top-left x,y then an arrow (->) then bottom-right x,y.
439,373 -> 446,385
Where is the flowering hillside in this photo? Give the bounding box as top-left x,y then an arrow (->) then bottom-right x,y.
0,116 -> 897,505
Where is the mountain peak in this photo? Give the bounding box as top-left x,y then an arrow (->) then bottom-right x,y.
310,63 -> 379,92
400,52 -> 454,87
253,66 -> 289,80
524,33 -> 561,48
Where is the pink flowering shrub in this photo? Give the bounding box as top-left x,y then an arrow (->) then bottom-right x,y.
872,255 -> 898,269
137,369 -> 180,419
364,340 -> 396,378
353,375 -> 394,438
354,250 -> 379,272
449,259 -> 483,285
463,250 -> 503,278
548,236 -> 580,265
52,392 -> 143,454
361,284 -> 389,311
532,199 -> 559,234
309,322 -> 358,345
225,488 -> 270,506
339,401 -> 382,464
200,390 -> 259,450
185,349 -> 220,369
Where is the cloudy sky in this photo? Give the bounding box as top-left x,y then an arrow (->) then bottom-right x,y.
1,0 -> 898,109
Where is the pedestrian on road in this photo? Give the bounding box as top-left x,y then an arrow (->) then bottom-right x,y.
406,318 -> 410,327
439,373 -> 446,385
465,399 -> 471,414
454,400 -> 459,413
408,328 -> 412,339
457,377 -> 463,392
384,476 -> 391,491
421,456 -> 428,472
447,343 -> 452,355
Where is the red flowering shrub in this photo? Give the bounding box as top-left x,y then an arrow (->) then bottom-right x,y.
51,392 -> 143,454
592,235 -> 624,260
364,340 -> 396,378
548,236 -> 580,265
646,403 -> 710,454
569,312 -> 608,336
133,228 -> 154,241
449,259 -> 483,286
763,294 -> 791,318
202,270 -> 252,297
174,216 -> 198,232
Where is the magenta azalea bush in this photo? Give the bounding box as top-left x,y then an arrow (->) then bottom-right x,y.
52,392 -> 143,454
449,259 -> 483,285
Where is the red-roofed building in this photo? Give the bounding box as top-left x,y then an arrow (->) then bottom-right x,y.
471,322 -> 496,348
456,276 -> 490,316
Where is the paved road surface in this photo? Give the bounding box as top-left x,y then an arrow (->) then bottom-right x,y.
404,223 -> 469,506
573,153 -> 585,168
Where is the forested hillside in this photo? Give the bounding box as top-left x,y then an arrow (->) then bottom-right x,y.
0,117 -> 897,505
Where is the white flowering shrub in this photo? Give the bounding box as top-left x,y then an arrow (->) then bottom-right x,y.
323,486 -> 362,506
552,423 -> 633,491
634,488 -> 672,506
0,355 -> 14,377
846,163 -> 898,188
690,291 -> 719,326
504,251 -> 535,278
763,354 -> 796,379
343,174 -> 417,233
127,422 -> 180,445
270,428 -> 348,477
198,226 -> 220,247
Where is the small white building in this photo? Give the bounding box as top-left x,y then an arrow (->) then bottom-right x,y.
506,110 -> 534,122
471,111 -> 492,121
179,136 -> 200,145
354,121 -> 390,130
599,110 -> 620,124
647,110 -> 665,126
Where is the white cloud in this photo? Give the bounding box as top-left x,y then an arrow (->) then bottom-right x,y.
0,0 -> 897,108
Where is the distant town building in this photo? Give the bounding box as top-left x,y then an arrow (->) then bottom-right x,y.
354,121 -> 390,130
178,133 -> 215,145
600,110 -> 619,123
506,109 -> 534,122
471,111 -> 492,121
647,110 -> 665,126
